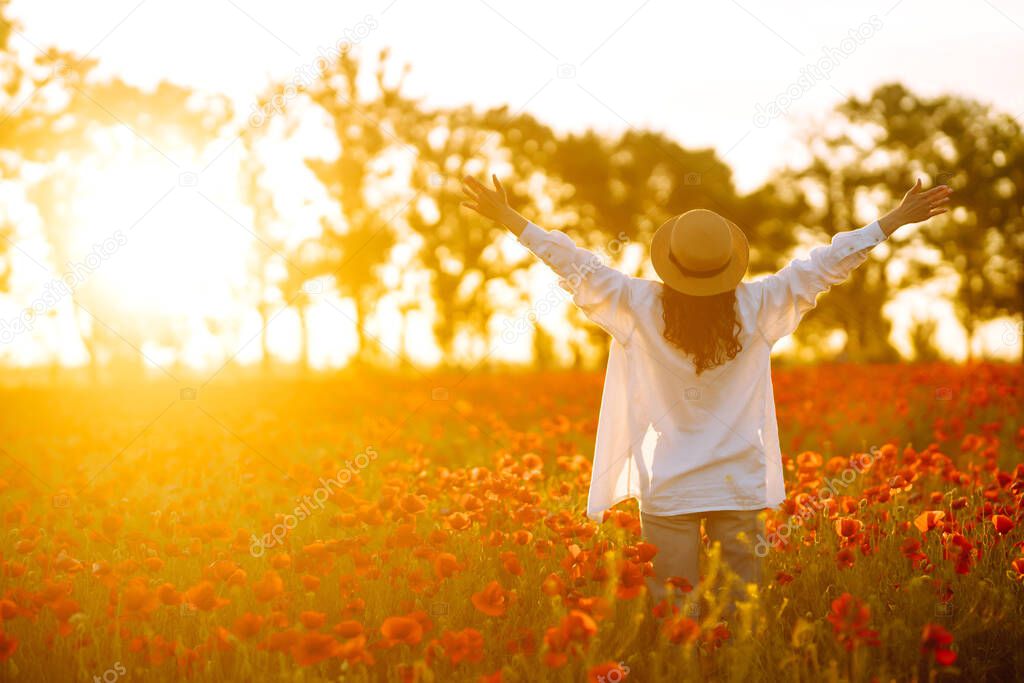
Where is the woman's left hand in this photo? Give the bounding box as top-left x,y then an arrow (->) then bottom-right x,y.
461,174 -> 512,225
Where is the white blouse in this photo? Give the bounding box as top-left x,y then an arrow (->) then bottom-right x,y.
516,219 -> 888,521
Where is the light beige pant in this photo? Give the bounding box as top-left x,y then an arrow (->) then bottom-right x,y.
640,508 -> 765,618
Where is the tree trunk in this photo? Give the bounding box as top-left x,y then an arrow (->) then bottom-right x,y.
353,297 -> 369,366
964,315 -> 975,364
259,303 -> 272,376
571,338 -> 583,371
399,309 -> 413,370
297,305 -> 309,375
74,307 -> 100,384
532,326 -> 551,370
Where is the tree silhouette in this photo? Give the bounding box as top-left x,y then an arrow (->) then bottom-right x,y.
836,83 -> 1023,361
304,48 -> 406,367
404,102 -> 527,366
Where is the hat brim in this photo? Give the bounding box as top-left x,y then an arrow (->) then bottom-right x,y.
651,215 -> 749,296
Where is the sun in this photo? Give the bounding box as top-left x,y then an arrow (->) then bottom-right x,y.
59,132 -> 254,356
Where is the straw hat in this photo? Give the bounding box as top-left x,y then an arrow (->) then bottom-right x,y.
651,209 -> 749,296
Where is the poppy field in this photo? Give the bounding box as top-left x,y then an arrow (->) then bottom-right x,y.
1,363 -> 1022,682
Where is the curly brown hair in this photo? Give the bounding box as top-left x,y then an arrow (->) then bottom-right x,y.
661,284 -> 742,375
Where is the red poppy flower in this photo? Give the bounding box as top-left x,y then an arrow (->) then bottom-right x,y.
834,517 -> 863,539
380,616 -> 423,646
471,581 -> 511,617
253,570 -> 284,602
914,511 -> 945,534
632,542 -> 658,562
900,538 -> 926,564
505,628 -> 537,657
232,613 -> 264,640
0,630 -> 18,661
447,512 -> 472,530
400,494 -> 427,515
992,514 -> 1014,535
836,548 -> 856,570
122,582 -> 160,620
440,627 -> 485,664
500,552 -> 524,576
702,622 -> 731,651
184,581 -> 229,612
336,634 -> 373,665
667,576 -> 693,593
921,624 -> 957,665
50,597 -> 80,636
541,572 -> 565,597
334,620 -> 364,639
291,633 -> 338,666
661,616 -> 700,645
827,593 -> 879,651
434,553 -> 462,579
1011,557 -> 1024,581
561,610 -> 598,643
300,611 -> 327,630
774,571 -> 794,585
616,560 -> 648,600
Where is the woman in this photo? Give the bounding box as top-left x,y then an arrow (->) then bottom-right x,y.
460,174 -> 951,613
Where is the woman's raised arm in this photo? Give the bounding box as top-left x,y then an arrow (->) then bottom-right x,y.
461,174 -> 638,346
753,180 -> 952,344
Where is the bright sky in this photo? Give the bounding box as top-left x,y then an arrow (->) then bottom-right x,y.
12,0 -> 1024,191
3,0 -> 1023,369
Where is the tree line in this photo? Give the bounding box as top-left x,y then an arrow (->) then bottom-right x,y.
1,4 -> 1021,373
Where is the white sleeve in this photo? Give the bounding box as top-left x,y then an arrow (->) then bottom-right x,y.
754,221 -> 888,344
517,221 -> 636,346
